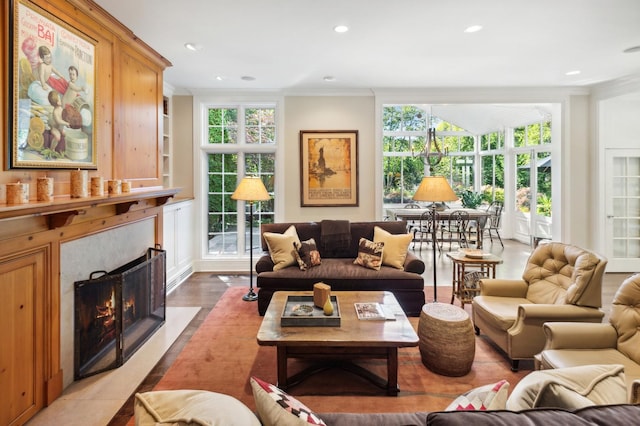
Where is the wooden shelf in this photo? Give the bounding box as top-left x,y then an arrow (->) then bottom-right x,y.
0,187 -> 180,225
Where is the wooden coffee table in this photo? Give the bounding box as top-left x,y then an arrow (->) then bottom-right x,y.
256,290 -> 419,396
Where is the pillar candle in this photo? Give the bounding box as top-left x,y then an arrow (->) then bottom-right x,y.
37,177 -> 54,202
6,182 -> 29,204
108,179 -> 122,195
70,169 -> 88,198
91,177 -> 104,196
121,181 -> 132,193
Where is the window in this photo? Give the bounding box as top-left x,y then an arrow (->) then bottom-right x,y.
382,105 -> 426,204
203,105 -> 276,255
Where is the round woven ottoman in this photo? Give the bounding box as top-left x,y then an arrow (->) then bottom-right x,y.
418,302 -> 475,376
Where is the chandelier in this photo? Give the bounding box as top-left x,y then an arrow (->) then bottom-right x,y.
413,114 -> 448,173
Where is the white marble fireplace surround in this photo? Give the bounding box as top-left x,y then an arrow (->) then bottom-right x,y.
60,219 -> 155,389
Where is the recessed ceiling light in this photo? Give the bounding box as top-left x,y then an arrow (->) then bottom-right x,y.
323,76 -> 336,82
184,42 -> 201,51
215,76 -> 224,81
334,25 -> 349,33
464,25 -> 483,33
623,45 -> 640,53
241,76 -> 256,81
565,70 -> 581,76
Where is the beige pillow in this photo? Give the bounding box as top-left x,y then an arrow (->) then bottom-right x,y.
263,225 -> 301,271
134,390 -> 261,426
506,364 -> 627,411
373,226 -> 412,269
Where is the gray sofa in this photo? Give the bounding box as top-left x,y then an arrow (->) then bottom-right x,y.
320,405 -> 640,425
255,221 -> 425,316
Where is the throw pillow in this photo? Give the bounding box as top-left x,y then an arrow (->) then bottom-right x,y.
445,379 -> 510,411
134,390 -> 261,426
373,226 -> 412,269
506,364 -> 627,411
250,376 -> 326,426
293,238 -> 321,271
263,225 -> 302,271
353,238 -> 384,270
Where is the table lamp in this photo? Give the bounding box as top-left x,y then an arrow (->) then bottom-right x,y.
231,176 -> 271,301
412,176 -> 458,302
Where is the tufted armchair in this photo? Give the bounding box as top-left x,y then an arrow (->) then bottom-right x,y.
537,273 -> 640,401
472,242 -> 607,371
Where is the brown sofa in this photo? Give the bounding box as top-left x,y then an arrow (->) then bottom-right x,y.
255,221 -> 425,316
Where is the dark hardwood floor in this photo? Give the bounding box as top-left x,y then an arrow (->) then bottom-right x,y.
107,239 -> 627,425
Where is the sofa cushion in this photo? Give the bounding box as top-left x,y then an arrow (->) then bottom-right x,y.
426,408 -> 595,426
506,364 -> 627,411
373,226 -> 412,269
264,225 -> 301,271
294,238 -> 321,271
134,389 -> 261,426
353,238 -> 384,271
445,380 -> 509,411
250,376 -> 326,426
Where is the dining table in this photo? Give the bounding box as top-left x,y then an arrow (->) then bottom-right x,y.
386,207 -> 490,249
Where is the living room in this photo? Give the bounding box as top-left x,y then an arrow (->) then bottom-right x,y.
2,1 -> 640,425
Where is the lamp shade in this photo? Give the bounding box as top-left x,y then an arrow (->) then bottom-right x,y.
412,176 -> 458,203
231,176 -> 270,202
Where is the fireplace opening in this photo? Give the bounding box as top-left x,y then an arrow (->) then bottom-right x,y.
74,247 -> 166,380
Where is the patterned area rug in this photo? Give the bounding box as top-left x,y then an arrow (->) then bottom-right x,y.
151,286 -> 531,414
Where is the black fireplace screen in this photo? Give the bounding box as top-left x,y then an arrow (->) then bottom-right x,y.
74,247 -> 166,380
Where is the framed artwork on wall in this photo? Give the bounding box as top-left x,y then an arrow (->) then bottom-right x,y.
299,130 -> 359,207
9,0 -> 97,169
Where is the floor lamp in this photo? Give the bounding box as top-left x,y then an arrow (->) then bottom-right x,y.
412,176 -> 458,302
231,176 -> 271,302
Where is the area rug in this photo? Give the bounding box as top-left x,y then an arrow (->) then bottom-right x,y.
152,287 -> 531,414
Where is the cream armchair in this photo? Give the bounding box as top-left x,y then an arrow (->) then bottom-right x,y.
537,273 -> 640,402
472,242 -> 607,371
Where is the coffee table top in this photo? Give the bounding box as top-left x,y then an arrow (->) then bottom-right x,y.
257,291 -> 419,347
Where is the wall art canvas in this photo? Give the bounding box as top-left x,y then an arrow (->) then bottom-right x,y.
300,130 -> 358,207
10,0 -> 97,169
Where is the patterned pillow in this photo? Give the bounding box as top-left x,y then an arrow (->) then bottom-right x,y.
293,238 -> 322,271
353,238 -> 384,270
250,376 -> 326,426
445,380 -> 510,411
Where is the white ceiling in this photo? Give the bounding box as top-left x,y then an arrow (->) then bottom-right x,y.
92,0 -> 640,132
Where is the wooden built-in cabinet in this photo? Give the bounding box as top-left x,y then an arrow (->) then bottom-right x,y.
0,1 -> 175,423
163,199 -> 194,293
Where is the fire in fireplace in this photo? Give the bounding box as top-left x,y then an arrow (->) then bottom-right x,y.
74,247 -> 166,380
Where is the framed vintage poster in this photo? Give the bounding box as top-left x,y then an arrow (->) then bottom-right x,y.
300,130 -> 359,207
9,0 -> 97,169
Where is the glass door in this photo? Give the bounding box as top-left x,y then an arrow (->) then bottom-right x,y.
605,149 -> 640,271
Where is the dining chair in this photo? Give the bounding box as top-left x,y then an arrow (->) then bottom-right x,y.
412,210 -> 438,251
438,210 -> 469,251
486,201 -> 504,247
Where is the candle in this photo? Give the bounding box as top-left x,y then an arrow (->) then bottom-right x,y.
70,169 -> 88,198
91,177 -> 104,196
7,182 -> 29,204
37,177 -> 54,202
121,181 -> 132,193
108,179 -> 122,195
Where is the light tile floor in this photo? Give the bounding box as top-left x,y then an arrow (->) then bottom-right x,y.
26,307 -> 200,426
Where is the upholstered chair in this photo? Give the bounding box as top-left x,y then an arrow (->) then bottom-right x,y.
537,273 -> 640,401
472,242 -> 607,371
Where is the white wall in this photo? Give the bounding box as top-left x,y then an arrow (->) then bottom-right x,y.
282,95 -> 376,222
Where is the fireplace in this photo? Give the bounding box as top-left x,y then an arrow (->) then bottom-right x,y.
74,247 -> 166,380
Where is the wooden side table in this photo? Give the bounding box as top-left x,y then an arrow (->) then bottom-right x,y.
445,251 -> 503,308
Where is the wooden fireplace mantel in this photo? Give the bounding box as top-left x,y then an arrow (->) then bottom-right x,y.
0,187 -> 180,229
